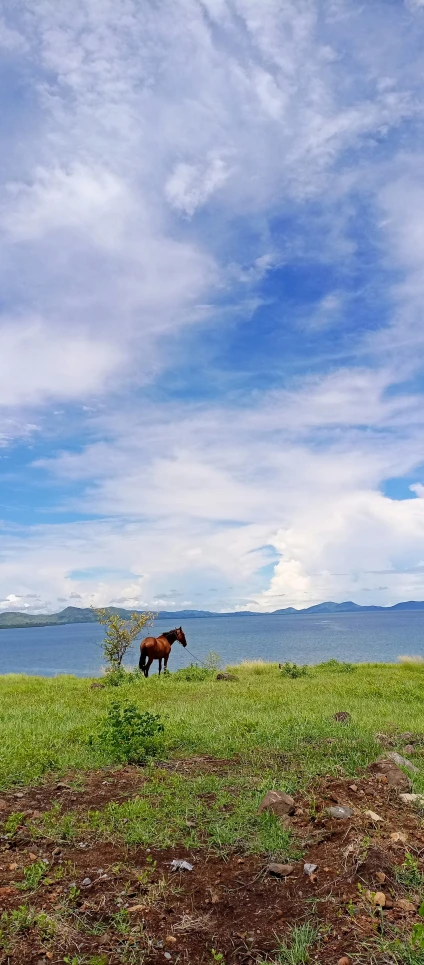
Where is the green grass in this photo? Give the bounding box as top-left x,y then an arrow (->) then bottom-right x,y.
269,923 -> 318,964
1,661 -> 424,790
30,769 -> 299,857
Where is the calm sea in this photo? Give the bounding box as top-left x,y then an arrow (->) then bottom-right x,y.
0,611 -> 423,677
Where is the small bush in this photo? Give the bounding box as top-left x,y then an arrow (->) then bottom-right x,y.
103,667 -> 144,687
90,702 -> 164,764
170,664 -> 214,682
279,662 -> 308,679
316,659 -> 356,674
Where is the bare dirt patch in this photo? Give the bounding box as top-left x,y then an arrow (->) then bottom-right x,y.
1,763 -> 424,963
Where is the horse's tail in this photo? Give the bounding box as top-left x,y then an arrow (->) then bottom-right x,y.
139,645 -> 147,672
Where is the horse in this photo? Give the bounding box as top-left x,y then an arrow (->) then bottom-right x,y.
139,626 -> 187,677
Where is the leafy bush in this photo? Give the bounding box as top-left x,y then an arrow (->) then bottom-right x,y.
316,659 -> 356,674
279,662 -> 308,679
90,702 -> 164,764
170,664 -> 214,682
103,666 -> 144,687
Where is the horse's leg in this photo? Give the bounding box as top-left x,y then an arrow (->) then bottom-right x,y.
164,654 -> 169,672
158,658 -> 162,676
145,657 -> 153,678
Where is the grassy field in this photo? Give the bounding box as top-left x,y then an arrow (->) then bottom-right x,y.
1,659 -> 424,792
2,659 -> 424,964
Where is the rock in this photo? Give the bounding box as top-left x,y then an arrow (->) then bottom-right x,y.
385,752 -> 419,774
216,672 -> 238,681
258,790 -> 295,817
165,936 -> 177,945
399,793 -> 424,805
368,760 -> 411,791
349,784 -> 358,792
267,863 -> 294,877
327,805 -> 353,820
164,954 -> 172,961
90,682 -> 105,689
364,810 -> 384,823
304,863 -> 317,875
374,891 -> 386,907
402,745 -> 415,755
81,877 -> 92,887
385,897 -> 394,909
338,958 -> 352,965
14,792 -> 24,798
333,712 -> 351,723
170,859 -> 193,872
396,898 -> 417,913
128,904 -> 145,913
0,800 -> 7,810
390,831 -> 407,843
376,871 -> 386,884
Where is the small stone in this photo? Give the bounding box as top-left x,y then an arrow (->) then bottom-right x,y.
376,872 -> 386,884
29,853 -> 38,860
396,898 -> 417,913
349,784 -> 357,792
399,793 -> 424,805
385,897 -> 394,909
52,847 -> 61,855
128,904 -> 145,913
364,810 -> 383,823
164,954 -> 172,961
374,891 -> 386,907
0,800 -> 8,810
390,831 -> 407,843
327,805 -> 353,820
258,790 -> 295,817
165,936 -> 177,945
403,745 -> 415,755
170,859 -> 193,872
267,863 -> 294,877
304,863 -> 317,875
14,792 -> 24,798
9,862 -> 18,871
338,958 -> 352,965
81,877 -> 92,887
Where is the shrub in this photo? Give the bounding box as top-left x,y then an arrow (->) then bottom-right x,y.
169,664 -> 214,682
90,702 -> 164,764
316,659 -> 356,674
279,662 -> 308,679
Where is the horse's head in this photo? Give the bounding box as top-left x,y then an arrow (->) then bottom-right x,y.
175,626 -> 187,647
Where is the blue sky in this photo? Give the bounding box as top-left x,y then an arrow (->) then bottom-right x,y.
1,0 -> 424,614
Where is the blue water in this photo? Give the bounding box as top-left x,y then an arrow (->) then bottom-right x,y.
0,611 -> 423,677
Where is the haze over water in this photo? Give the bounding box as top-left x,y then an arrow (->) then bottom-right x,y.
0,611 -> 423,678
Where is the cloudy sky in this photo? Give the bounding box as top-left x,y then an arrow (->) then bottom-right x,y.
1,0 -> 424,614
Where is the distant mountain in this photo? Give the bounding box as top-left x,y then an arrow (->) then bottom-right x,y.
1,600 -> 424,629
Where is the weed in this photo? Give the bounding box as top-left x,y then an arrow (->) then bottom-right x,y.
211,950 -> 225,963
0,905 -> 55,951
279,662 -> 308,679
16,859 -> 48,891
2,811 -> 24,836
90,701 -> 164,764
274,922 -> 318,964
395,852 -> 424,890
110,908 -> 131,935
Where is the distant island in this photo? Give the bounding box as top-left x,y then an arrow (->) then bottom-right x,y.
1,600 -> 424,629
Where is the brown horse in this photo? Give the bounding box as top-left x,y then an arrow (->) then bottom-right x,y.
139,626 -> 187,677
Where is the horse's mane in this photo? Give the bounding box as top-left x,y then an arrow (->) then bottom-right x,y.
162,629 -> 177,642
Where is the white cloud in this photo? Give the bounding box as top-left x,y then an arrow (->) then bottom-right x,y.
0,322 -> 121,406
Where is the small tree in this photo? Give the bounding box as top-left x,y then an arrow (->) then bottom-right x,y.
94,609 -> 155,670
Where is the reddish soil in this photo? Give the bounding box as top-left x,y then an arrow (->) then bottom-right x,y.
1,761 -> 424,964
